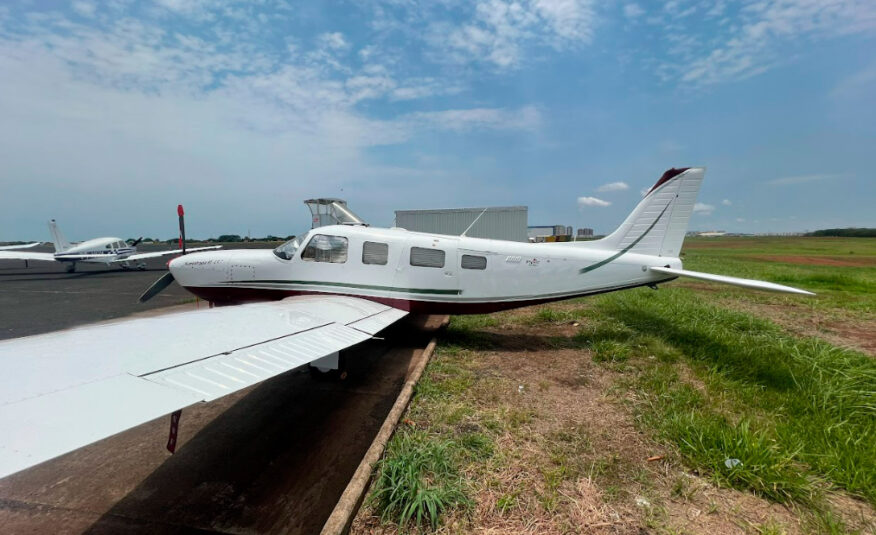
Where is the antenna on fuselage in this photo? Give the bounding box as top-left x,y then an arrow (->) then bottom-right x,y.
461,208 -> 489,238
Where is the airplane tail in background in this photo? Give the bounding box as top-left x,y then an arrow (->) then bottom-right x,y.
592,167 -> 705,258
48,220 -> 71,253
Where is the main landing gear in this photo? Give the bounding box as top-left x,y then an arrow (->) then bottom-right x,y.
120,261 -> 148,271
308,351 -> 348,381
65,262 -> 76,273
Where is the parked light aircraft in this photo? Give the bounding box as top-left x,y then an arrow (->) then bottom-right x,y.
0,168 -> 815,479
0,219 -> 220,272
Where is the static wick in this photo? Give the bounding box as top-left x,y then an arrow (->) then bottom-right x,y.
166,409 -> 182,453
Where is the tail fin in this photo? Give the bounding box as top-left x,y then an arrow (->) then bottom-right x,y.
596,167 -> 705,258
48,220 -> 71,253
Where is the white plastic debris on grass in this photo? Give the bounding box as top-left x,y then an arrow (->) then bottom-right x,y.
724,458 -> 743,469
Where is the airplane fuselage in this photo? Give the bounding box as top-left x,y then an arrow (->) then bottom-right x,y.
53,237 -> 138,264
169,225 -> 682,314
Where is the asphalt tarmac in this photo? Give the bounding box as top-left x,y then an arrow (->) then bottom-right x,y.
0,244 -> 197,340
0,245 -> 443,534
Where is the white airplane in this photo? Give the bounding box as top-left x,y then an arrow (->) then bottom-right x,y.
0,168 -> 814,479
0,218 -> 220,272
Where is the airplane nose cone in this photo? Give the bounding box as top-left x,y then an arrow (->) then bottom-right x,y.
168,251 -> 226,286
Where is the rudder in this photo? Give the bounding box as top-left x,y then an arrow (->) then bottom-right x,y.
597,167 -> 705,258
48,219 -> 71,253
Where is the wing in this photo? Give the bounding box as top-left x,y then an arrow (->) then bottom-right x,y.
0,242 -> 41,250
650,266 -> 815,295
0,295 -> 407,479
0,251 -> 57,262
121,245 -> 222,262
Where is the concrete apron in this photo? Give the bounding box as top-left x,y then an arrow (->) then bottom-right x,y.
0,313 -> 448,535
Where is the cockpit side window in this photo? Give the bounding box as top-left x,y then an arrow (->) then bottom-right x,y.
273,235 -> 305,260
301,234 -> 348,263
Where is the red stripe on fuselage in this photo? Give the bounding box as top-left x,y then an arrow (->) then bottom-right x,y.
180,281 -> 662,314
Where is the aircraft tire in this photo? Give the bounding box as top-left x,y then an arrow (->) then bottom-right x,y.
308,353 -> 348,381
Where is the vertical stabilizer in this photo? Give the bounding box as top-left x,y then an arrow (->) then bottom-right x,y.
48,220 -> 71,253
596,167 -> 705,258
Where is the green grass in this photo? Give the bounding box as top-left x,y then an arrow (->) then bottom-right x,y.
370,430 -> 470,528
368,237 -> 875,531
593,288 -> 876,505
682,237 -> 876,315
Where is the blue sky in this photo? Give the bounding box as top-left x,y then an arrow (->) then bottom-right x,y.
0,0 -> 873,241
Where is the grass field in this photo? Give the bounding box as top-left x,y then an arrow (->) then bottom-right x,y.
353,236 -> 875,535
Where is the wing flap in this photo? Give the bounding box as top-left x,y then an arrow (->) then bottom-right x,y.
650,266 -> 814,295
348,307 -> 409,335
142,322 -> 371,401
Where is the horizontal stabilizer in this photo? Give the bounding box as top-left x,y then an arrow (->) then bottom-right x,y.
0,242 -> 41,251
650,266 -> 814,295
0,251 -> 56,262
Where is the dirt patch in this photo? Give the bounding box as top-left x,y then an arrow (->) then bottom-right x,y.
750,255 -> 876,267
820,320 -> 876,356
707,297 -> 876,357
351,313 -> 869,534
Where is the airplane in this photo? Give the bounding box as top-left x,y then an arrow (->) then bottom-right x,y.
0,168 -> 815,479
0,242 -> 41,250
0,218 -> 220,272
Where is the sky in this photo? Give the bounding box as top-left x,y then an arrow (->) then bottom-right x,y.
0,0 -> 874,241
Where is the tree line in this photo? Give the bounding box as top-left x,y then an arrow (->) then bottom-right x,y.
806,228 -> 876,237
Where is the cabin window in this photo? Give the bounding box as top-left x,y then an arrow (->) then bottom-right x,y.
301,234 -> 348,263
105,244 -> 112,249
273,235 -> 304,260
362,241 -> 388,265
461,254 -> 487,270
410,247 -> 445,268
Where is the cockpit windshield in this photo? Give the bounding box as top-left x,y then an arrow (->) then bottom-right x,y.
273,234 -> 306,260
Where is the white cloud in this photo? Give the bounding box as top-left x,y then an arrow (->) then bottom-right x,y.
578,196 -> 611,207
431,0 -> 597,69
693,202 -> 715,215
403,106 -> 542,133
831,61 -> 876,100
736,218 -> 746,223
0,7 -> 552,239
623,4 -> 645,18
72,1 -> 97,18
317,32 -> 349,51
596,181 -> 629,192
766,173 -> 842,186
658,1 -> 876,87
721,199 -> 732,206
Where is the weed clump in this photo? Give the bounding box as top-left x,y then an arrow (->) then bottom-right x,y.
371,430 -> 470,528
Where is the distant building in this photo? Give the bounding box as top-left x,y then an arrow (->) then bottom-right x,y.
577,228 -> 594,238
395,206 -> 528,242
528,225 -> 579,242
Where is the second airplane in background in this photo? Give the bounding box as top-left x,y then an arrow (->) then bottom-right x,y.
0,219 -> 220,272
